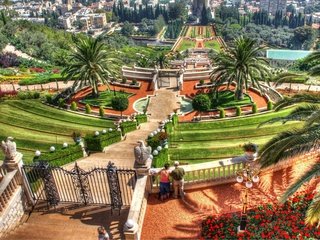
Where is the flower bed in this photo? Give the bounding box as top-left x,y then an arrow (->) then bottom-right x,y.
201,190 -> 319,239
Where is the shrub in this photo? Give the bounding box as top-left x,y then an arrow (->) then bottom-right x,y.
85,130 -> 121,151
172,114 -> 178,126
58,98 -> 65,108
199,79 -> 204,85
122,77 -> 127,84
33,144 -> 83,166
111,95 -> 129,117
17,91 -> 27,100
147,132 -> 168,150
85,104 -> 91,114
192,94 -> 211,114
135,114 -> 147,124
236,106 -> 241,116
70,101 -> 78,111
219,108 -> 225,118
131,79 -> 137,85
99,106 -> 104,117
120,121 -> 137,134
0,53 -> 20,68
267,101 -> 273,110
46,94 -> 53,104
33,92 -> 40,99
252,103 -> 258,113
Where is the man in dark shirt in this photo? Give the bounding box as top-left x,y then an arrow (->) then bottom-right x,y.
170,161 -> 185,199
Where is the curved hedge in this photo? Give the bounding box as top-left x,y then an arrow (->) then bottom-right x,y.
33,144 -> 83,166
85,130 -> 121,152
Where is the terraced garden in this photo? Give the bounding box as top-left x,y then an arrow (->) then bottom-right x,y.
168,107 -> 302,164
204,40 -> 221,51
0,100 -> 114,163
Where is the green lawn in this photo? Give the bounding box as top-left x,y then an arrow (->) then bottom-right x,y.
210,90 -> 251,108
167,107 -> 301,165
0,100 -> 114,163
204,40 -> 221,51
178,39 -> 196,52
81,90 -> 132,107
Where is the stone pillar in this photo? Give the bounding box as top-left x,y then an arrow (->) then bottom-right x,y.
4,152 -> 23,171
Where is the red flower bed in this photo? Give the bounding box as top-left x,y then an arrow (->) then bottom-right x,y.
0,90 -> 18,98
201,190 -> 320,239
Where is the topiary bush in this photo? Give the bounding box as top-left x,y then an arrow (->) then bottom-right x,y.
58,98 -> 65,108
199,79 -> 204,85
120,121 -> 137,134
99,106 -> 104,117
85,104 -> 91,114
267,101 -> 273,110
236,106 -> 242,116
135,114 -> 147,124
46,94 -> 52,104
33,144 -> 83,166
17,91 -> 40,100
252,103 -> 258,113
70,101 -> 78,111
85,130 -> 121,152
219,108 -> 225,118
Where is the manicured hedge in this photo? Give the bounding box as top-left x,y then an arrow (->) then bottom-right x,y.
136,114 -> 148,124
85,130 -> 121,151
33,144 -> 83,166
164,122 -> 173,134
120,121 -> 137,134
152,148 -> 169,168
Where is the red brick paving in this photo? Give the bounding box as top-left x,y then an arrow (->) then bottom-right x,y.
71,80 -> 154,117
142,154 -> 319,240
179,80 -> 268,122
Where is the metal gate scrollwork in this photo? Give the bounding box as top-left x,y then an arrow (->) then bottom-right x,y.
37,161 -> 60,206
107,161 -> 123,214
69,162 -> 92,205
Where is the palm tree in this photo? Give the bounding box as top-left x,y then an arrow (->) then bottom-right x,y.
62,37 -> 119,97
259,94 -> 320,225
210,36 -> 270,100
305,51 -> 320,76
154,52 -> 168,69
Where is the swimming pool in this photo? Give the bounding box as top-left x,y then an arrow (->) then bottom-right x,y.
266,49 -> 312,61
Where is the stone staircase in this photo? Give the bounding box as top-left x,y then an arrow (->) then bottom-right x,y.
3,203 -> 129,240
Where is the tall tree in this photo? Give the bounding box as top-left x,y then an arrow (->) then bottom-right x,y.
62,37 -> 119,97
210,36 -> 270,100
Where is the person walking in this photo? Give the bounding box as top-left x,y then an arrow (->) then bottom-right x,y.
170,161 -> 185,199
159,163 -> 171,201
97,226 -> 110,240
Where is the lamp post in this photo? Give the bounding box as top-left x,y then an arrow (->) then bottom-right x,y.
236,163 -> 260,233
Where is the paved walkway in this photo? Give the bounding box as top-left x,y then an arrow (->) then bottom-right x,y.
141,154 -> 320,239
66,88 -> 180,170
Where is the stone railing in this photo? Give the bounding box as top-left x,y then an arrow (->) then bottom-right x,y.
151,159 -> 244,192
123,175 -> 149,240
0,168 -> 21,213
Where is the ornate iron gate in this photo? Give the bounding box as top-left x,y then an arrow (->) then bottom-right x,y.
22,161 -> 137,212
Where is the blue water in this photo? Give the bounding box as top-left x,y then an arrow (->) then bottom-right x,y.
267,49 -> 312,61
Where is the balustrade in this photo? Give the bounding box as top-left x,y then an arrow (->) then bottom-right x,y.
0,168 -> 21,214
151,160 -> 244,189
